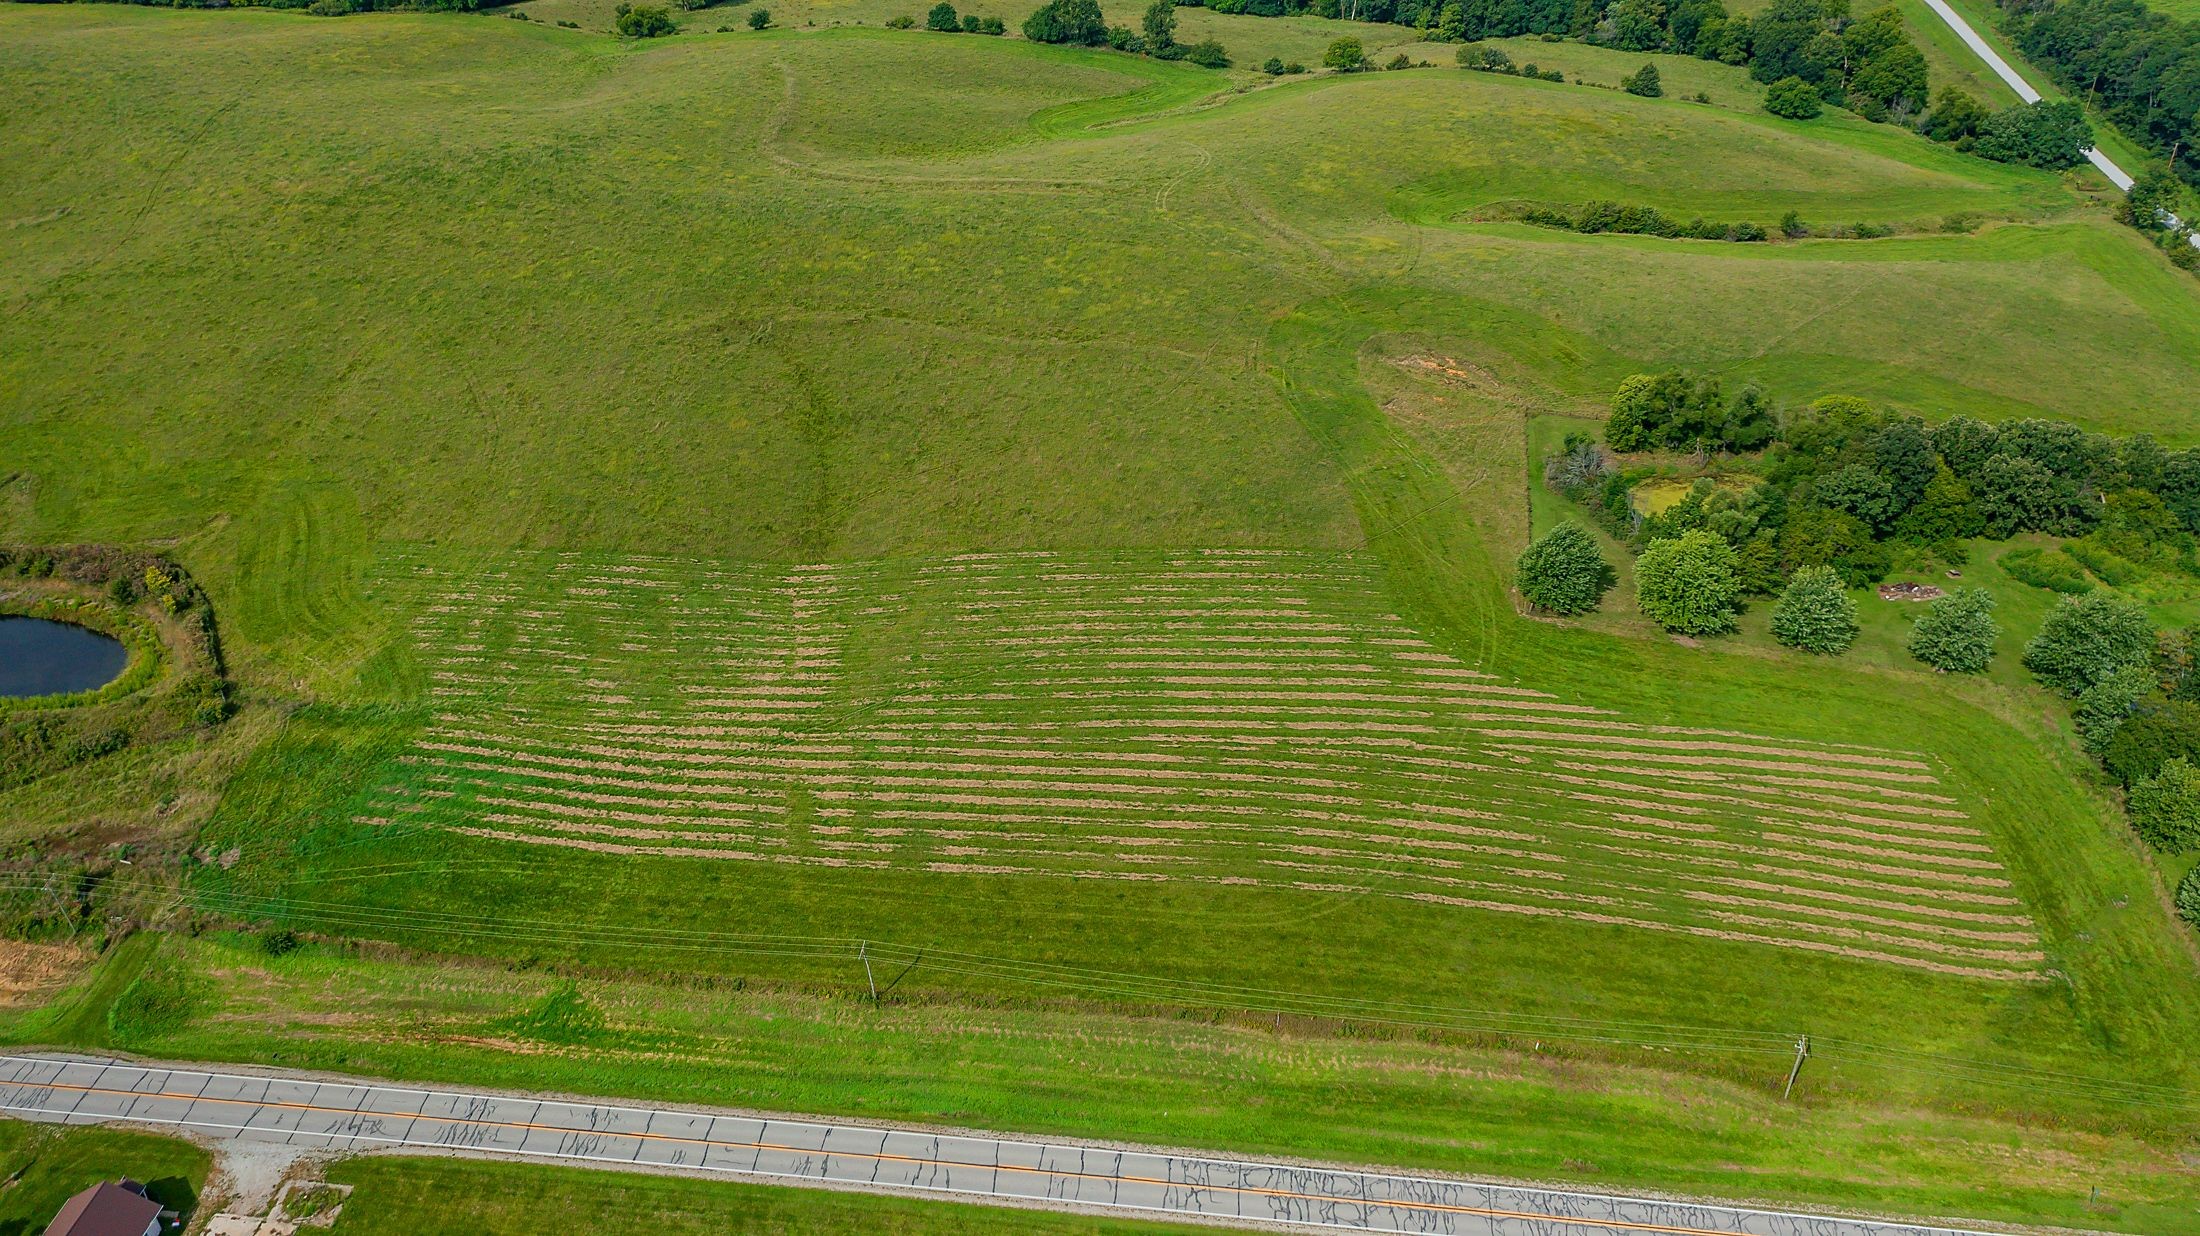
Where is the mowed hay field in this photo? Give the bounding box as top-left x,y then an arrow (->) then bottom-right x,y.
6,1 -> 2200,1200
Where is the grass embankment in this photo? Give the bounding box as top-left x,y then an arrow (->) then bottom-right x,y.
3,13 -> 2199,1233
324,1155 -> 1212,1234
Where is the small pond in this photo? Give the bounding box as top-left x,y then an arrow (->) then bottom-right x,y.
0,616 -> 129,699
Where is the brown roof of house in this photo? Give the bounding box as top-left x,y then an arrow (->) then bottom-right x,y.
44,1179 -> 160,1236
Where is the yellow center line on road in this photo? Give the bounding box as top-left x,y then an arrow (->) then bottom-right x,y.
5,1075 -> 1769,1235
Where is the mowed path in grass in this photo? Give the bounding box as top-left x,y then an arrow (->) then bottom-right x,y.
362,548 -> 2040,981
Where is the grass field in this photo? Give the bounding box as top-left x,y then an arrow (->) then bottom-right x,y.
0,1122 -> 208,1232
3,7 -> 2200,1231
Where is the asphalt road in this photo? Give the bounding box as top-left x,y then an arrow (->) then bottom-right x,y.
0,1053 -> 1999,1236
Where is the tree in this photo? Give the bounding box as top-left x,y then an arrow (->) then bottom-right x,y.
1764,76 -> 1822,118
1623,63 -> 1664,96
1185,38 -> 1230,66
1141,0 -> 1176,49
1922,87 -> 1989,142
1812,464 -> 1898,532
1024,0 -> 1105,43
927,0 -> 960,28
747,5 -> 771,25
2022,592 -> 2156,697
2076,663 -> 2155,755
1608,0 -> 1667,50
1746,0 -> 1829,84
1907,587 -> 1997,673
962,12 -> 983,29
1771,565 -> 1858,653
615,3 -> 678,35
1636,530 -> 1742,635
1516,524 -> 1616,615
1323,36 -> 1366,70
1972,100 -> 2092,170
1928,416 -> 1999,476
2104,698 -> 2200,787
2178,864 -> 2200,927
980,14 -> 1006,31
2125,164 -> 2183,232
2130,758 -> 2200,852
1891,465 -> 1983,544
1972,452 -> 2088,538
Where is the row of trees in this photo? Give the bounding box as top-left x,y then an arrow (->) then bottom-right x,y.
1024,0 -> 1230,61
2004,0 -> 2200,190
1568,373 -> 2200,595
1518,519 -> 2200,922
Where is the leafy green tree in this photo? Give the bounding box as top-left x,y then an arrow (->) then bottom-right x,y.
2124,164 -> 2184,232
1764,76 -> 1822,118
2023,592 -> 2156,697
1922,86 -> 1989,142
1636,529 -> 1742,635
1323,36 -> 1366,70
1623,62 -> 1664,96
2076,663 -> 2156,756
1813,464 -> 1898,532
1928,415 -> 1999,476
1023,0 -> 1105,43
1435,2 -> 1467,41
1771,565 -> 1858,653
1263,55 -> 1286,73
2129,757 -> 2200,852
1907,587 -> 1997,673
2177,864 -> 2200,927
1972,100 -> 2092,169
1609,0 -> 1667,50
1185,38 -> 1230,66
1869,417 -> 1936,512
747,5 -> 771,25
1747,0 -> 1830,83
927,0 -> 960,28
962,12 -> 983,29
1516,524 -> 1616,615
2105,699 -> 2200,787
614,2 -> 677,35
1892,466 -> 1983,543
1141,0 -> 1176,48
980,15 -> 1006,31
1973,452 -> 2091,538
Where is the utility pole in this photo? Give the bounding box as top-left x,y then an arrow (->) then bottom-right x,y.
859,941 -> 878,1003
1782,1034 -> 1811,1099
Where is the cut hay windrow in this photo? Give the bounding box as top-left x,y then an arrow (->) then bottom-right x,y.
367,546 -> 2046,981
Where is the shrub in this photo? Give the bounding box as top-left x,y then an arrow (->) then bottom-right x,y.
1771,565 -> 1858,654
927,0 -> 960,27
1282,61 -> 1306,73
1764,77 -> 1822,119
747,5 -> 771,26
2129,758 -> 2200,852
1621,63 -> 1662,97
1907,587 -> 1997,673
963,12 -> 984,29
1516,524 -> 1616,616
980,15 -> 1005,31
1972,100 -> 2092,170
886,12 -> 915,24
1186,38 -> 1230,67
1636,529 -> 1741,635
1142,0 -> 1176,49
1323,37 -> 1365,71
1999,546 -> 2091,594
615,2 -> 678,35
1107,25 -> 1146,50
2024,593 -> 2156,697
2177,865 -> 2200,927
1263,56 -> 1286,74
1384,52 -> 1413,69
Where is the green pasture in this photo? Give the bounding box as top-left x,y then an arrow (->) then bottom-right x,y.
0,1121 -> 208,1232
3,9 -> 2200,1230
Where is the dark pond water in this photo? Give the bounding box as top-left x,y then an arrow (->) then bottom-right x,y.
0,617 -> 129,699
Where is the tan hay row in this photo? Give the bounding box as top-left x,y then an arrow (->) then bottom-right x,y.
1468,729 -> 1929,770
1536,759 -> 1967,815
437,776 -> 787,815
1380,891 -> 2036,981
1489,746 -> 1940,785
478,811 -> 762,846
1441,713 -> 1915,757
1758,829 -> 2004,872
475,796 -> 777,831
1700,908 -> 2044,964
1533,763 -> 1977,833
448,826 -> 887,868
1678,890 -> 2038,946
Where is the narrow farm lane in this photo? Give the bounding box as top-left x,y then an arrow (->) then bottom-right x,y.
0,1053 -> 2001,1236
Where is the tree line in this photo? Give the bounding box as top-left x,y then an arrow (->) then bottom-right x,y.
2004,0 -> 2200,189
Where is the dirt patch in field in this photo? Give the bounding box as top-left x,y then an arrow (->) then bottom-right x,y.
1878,582 -> 1945,602
0,938 -> 89,1006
